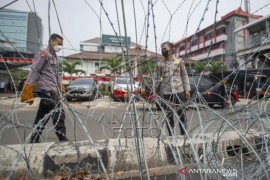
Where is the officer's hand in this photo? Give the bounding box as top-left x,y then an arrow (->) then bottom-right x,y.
21,84 -> 34,105
185,91 -> 191,100
59,83 -> 66,93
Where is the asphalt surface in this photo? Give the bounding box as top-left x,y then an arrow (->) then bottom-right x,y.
0,95 -> 269,145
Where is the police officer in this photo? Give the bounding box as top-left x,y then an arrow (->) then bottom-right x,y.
156,41 -> 191,136
21,33 -> 68,143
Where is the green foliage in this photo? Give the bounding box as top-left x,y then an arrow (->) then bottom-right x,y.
99,84 -> 111,95
10,68 -> 29,81
138,60 -> 156,75
99,56 -> 123,75
208,61 -> 227,73
190,61 -> 227,73
193,61 -> 207,73
61,60 -> 86,76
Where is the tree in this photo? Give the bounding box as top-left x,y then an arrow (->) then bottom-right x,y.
99,56 -> 123,76
208,61 -> 227,73
10,68 -> 29,81
137,60 -> 156,75
193,61 -> 207,73
61,60 -> 85,82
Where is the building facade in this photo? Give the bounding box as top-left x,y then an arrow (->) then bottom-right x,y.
66,34 -> 161,76
234,14 -> 270,69
0,9 -> 42,53
174,8 -> 261,70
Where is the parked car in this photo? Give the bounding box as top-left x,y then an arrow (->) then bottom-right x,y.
256,76 -> 270,98
65,78 -> 98,101
189,76 -> 239,108
245,74 -> 270,98
111,77 -> 140,101
140,75 -> 239,109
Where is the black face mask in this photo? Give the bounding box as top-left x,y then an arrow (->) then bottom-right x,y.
162,49 -> 169,58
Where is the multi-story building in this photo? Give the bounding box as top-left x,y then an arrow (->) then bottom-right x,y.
174,7 -> 261,70
66,34 -> 160,76
234,13 -> 270,69
0,9 -> 42,53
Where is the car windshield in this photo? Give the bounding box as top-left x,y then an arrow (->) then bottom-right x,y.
71,78 -> 94,85
188,76 -> 199,85
116,78 -> 134,84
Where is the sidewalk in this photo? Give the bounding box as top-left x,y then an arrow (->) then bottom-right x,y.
0,93 -> 17,99
0,93 -> 269,111
0,94 -> 40,111
236,98 -> 270,106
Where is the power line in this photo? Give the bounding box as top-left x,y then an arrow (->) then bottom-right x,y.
0,0 -> 19,10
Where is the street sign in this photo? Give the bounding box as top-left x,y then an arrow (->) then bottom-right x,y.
101,34 -> 131,46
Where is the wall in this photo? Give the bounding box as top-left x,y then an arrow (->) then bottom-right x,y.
26,13 -> 42,53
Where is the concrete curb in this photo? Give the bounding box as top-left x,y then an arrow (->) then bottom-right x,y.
0,130 -> 264,179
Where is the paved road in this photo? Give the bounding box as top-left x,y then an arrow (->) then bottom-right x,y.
0,96 -> 269,145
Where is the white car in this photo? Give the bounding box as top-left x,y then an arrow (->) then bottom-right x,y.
111,78 -> 140,101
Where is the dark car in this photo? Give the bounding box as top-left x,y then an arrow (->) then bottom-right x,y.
245,74 -> 270,98
189,76 -> 239,108
65,78 -> 98,101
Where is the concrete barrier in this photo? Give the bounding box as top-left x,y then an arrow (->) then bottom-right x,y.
0,131 -> 265,179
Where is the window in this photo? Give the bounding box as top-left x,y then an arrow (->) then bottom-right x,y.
191,37 -> 197,46
0,19 -> 27,26
189,76 -> 200,85
199,34 -> 204,43
71,78 -> 94,85
180,44 -> 185,51
194,49 -> 204,55
97,45 -> 104,52
205,32 -> 213,41
216,27 -> 226,36
80,45 -> 83,51
210,43 -> 221,50
116,78 -> 134,84
0,13 -> 27,21
95,62 -> 100,69
200,78 -> 213,87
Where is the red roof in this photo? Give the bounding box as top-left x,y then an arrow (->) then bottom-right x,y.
221,7 -> 262,20
65,51 -> 117,61
83,37 -> 101,44
174,7 -> 262,46
65,46 -> 162,61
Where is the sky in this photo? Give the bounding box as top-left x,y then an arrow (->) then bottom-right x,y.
1,0 -> 270,56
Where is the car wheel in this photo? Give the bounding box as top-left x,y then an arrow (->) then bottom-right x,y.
208,104 -> 214,108
66,97 -> 72,102
155,103 -> 162,110
112,95 -> 117,102
221,95 -> 236,108
90,94 -> 95,101
230,95 -> 236,106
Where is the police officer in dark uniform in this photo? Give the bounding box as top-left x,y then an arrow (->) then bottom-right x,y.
21,33 -> 68,143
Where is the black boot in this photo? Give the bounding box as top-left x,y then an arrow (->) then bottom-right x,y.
57,133 -> 68,142
30,132 -> 40,143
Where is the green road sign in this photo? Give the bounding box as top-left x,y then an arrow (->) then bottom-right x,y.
101,34 -> 131,46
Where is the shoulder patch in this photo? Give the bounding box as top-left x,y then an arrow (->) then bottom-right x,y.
182,60 -> 185,66
182,61 -> 186,70
174,59 -> 180,64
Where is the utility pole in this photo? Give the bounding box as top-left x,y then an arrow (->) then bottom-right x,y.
244,0 -> 250,23
244,0 -> 250,13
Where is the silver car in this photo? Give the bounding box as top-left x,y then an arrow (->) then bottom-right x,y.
66,78 -> 98,101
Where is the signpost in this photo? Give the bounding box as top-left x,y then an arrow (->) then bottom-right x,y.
101,34 -> 131,46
